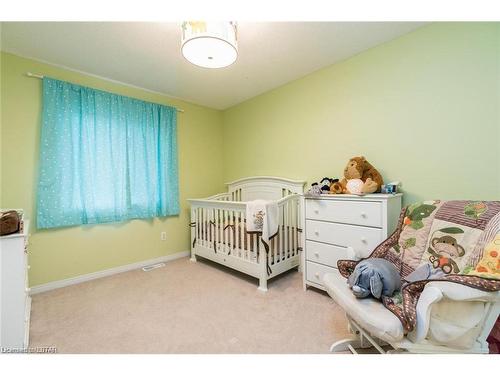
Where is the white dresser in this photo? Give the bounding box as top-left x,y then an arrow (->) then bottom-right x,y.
0,220 -> 31,350
301,194 -> 402,291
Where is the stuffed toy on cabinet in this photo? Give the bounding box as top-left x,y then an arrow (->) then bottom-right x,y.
330,156 -> 383,194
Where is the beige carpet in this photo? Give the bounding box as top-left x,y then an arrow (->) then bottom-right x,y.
29,257 -> 352,353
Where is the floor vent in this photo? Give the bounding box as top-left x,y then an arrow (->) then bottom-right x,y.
142,263 -> 166,272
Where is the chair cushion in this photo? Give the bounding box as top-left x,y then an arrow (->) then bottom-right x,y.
323,269 -> 405,343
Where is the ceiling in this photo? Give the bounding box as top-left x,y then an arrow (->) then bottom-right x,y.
1,22 -> 426,110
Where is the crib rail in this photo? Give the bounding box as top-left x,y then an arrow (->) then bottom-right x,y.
189,194 -> 302,270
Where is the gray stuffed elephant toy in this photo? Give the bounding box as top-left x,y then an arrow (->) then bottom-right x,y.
347,258 -> 401,299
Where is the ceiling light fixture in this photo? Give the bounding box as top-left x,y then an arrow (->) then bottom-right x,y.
181,21 -> 238,69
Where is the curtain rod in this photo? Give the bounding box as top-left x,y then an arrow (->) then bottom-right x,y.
25,72 -> 185,113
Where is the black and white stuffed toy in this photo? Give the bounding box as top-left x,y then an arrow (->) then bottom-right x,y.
319,177 -> 332,192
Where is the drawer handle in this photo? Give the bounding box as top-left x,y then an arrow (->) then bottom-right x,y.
314,252 -> 319,257
315,272 -> 320,279
314,209 -> 319,214
360,211 -> 367,218
361,237 -> 367,243
314,230 -> 319,236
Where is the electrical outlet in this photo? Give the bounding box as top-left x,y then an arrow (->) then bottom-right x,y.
160,231 -> 167,241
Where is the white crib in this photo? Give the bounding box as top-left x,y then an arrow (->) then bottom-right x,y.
188,176 -> 305,291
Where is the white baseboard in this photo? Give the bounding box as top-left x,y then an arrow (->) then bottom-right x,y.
30,251 -> 190,295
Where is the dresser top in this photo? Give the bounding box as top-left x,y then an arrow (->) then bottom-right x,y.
303,193 -> 402,201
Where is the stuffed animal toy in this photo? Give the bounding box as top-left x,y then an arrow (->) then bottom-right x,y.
306,177 -> 340,196
331,156 -> 384,194
348,258 -> 402,299
345,179 -> 365,195
305,182 -> 322,196
329,181 -> 343,194
319,177 -> 338,193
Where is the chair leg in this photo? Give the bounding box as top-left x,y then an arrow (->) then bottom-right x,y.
330,335 -> 361,354
331,319 -> 388,354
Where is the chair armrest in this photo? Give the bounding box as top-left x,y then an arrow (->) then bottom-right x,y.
409,281 -> 500,345
425,281 -> 500,302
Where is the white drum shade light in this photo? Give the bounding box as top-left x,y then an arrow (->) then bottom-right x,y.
181,21 -> 238,68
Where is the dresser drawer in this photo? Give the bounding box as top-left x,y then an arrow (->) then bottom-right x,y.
306,261 -> 336,286
305,240 -> 350,267
306,199 -> 382,227
305,220 -> 383,258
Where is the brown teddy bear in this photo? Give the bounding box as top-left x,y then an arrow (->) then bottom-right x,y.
330,156 -> 384,194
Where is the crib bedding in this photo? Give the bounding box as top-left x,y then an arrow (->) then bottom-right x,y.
197,217 -> 299,261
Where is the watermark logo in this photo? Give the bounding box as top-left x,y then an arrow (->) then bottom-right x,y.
1,346 -> 57,354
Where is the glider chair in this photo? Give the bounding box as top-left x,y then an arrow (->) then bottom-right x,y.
322,200 -> 500,354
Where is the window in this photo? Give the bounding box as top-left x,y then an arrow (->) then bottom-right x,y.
36,78 -> 179,229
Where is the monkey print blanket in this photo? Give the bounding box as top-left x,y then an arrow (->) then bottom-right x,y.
338,200 -> 500,333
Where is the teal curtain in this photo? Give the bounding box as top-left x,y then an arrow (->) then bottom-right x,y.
37,78 -> 179,229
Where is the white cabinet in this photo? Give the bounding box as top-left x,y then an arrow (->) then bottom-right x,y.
302,195 -> 402,291
0,220 -> 31,350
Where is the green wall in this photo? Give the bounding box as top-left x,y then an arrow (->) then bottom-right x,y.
0,52 -> 225,286
223,23 -> 500,204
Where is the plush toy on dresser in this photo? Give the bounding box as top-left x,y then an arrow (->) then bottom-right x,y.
305,177 -> 339,196
330,156 -> 384,195
319,177 -> 337,193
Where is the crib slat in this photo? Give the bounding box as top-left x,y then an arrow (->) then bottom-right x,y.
200,208 -> 203,247
285,202 -> 289,261
227,209 -> 231,255
291,202 -> 296,257
196,208 -> 199,242
284,203 -> 288,260
290,202 -> 293,259
227,209 -> 231,254
245,219 -> 250,261
229,210 -> 234,254
237,211 -> 242,258
289,202 -> 293,258
207,208 -> 212,248
224,209 -> 228,254
292,203 -> 296,257
206,207 -> 209,248
241,211 -> 245,259
293,201 -> 299,255
213,208 -> 217,252
234,211 -> 239,257
274,236 -> 278,264
198,208 -> 201,243
218,209 -> 223,253
203,208 -> 207,248
253,232 -> 258,264
210,208 -> 215,250
206,208 -> 210,248
267,236 -> 272,266
278,208 -> 283,263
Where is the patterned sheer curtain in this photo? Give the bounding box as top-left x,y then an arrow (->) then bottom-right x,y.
37,78 -> 179,229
